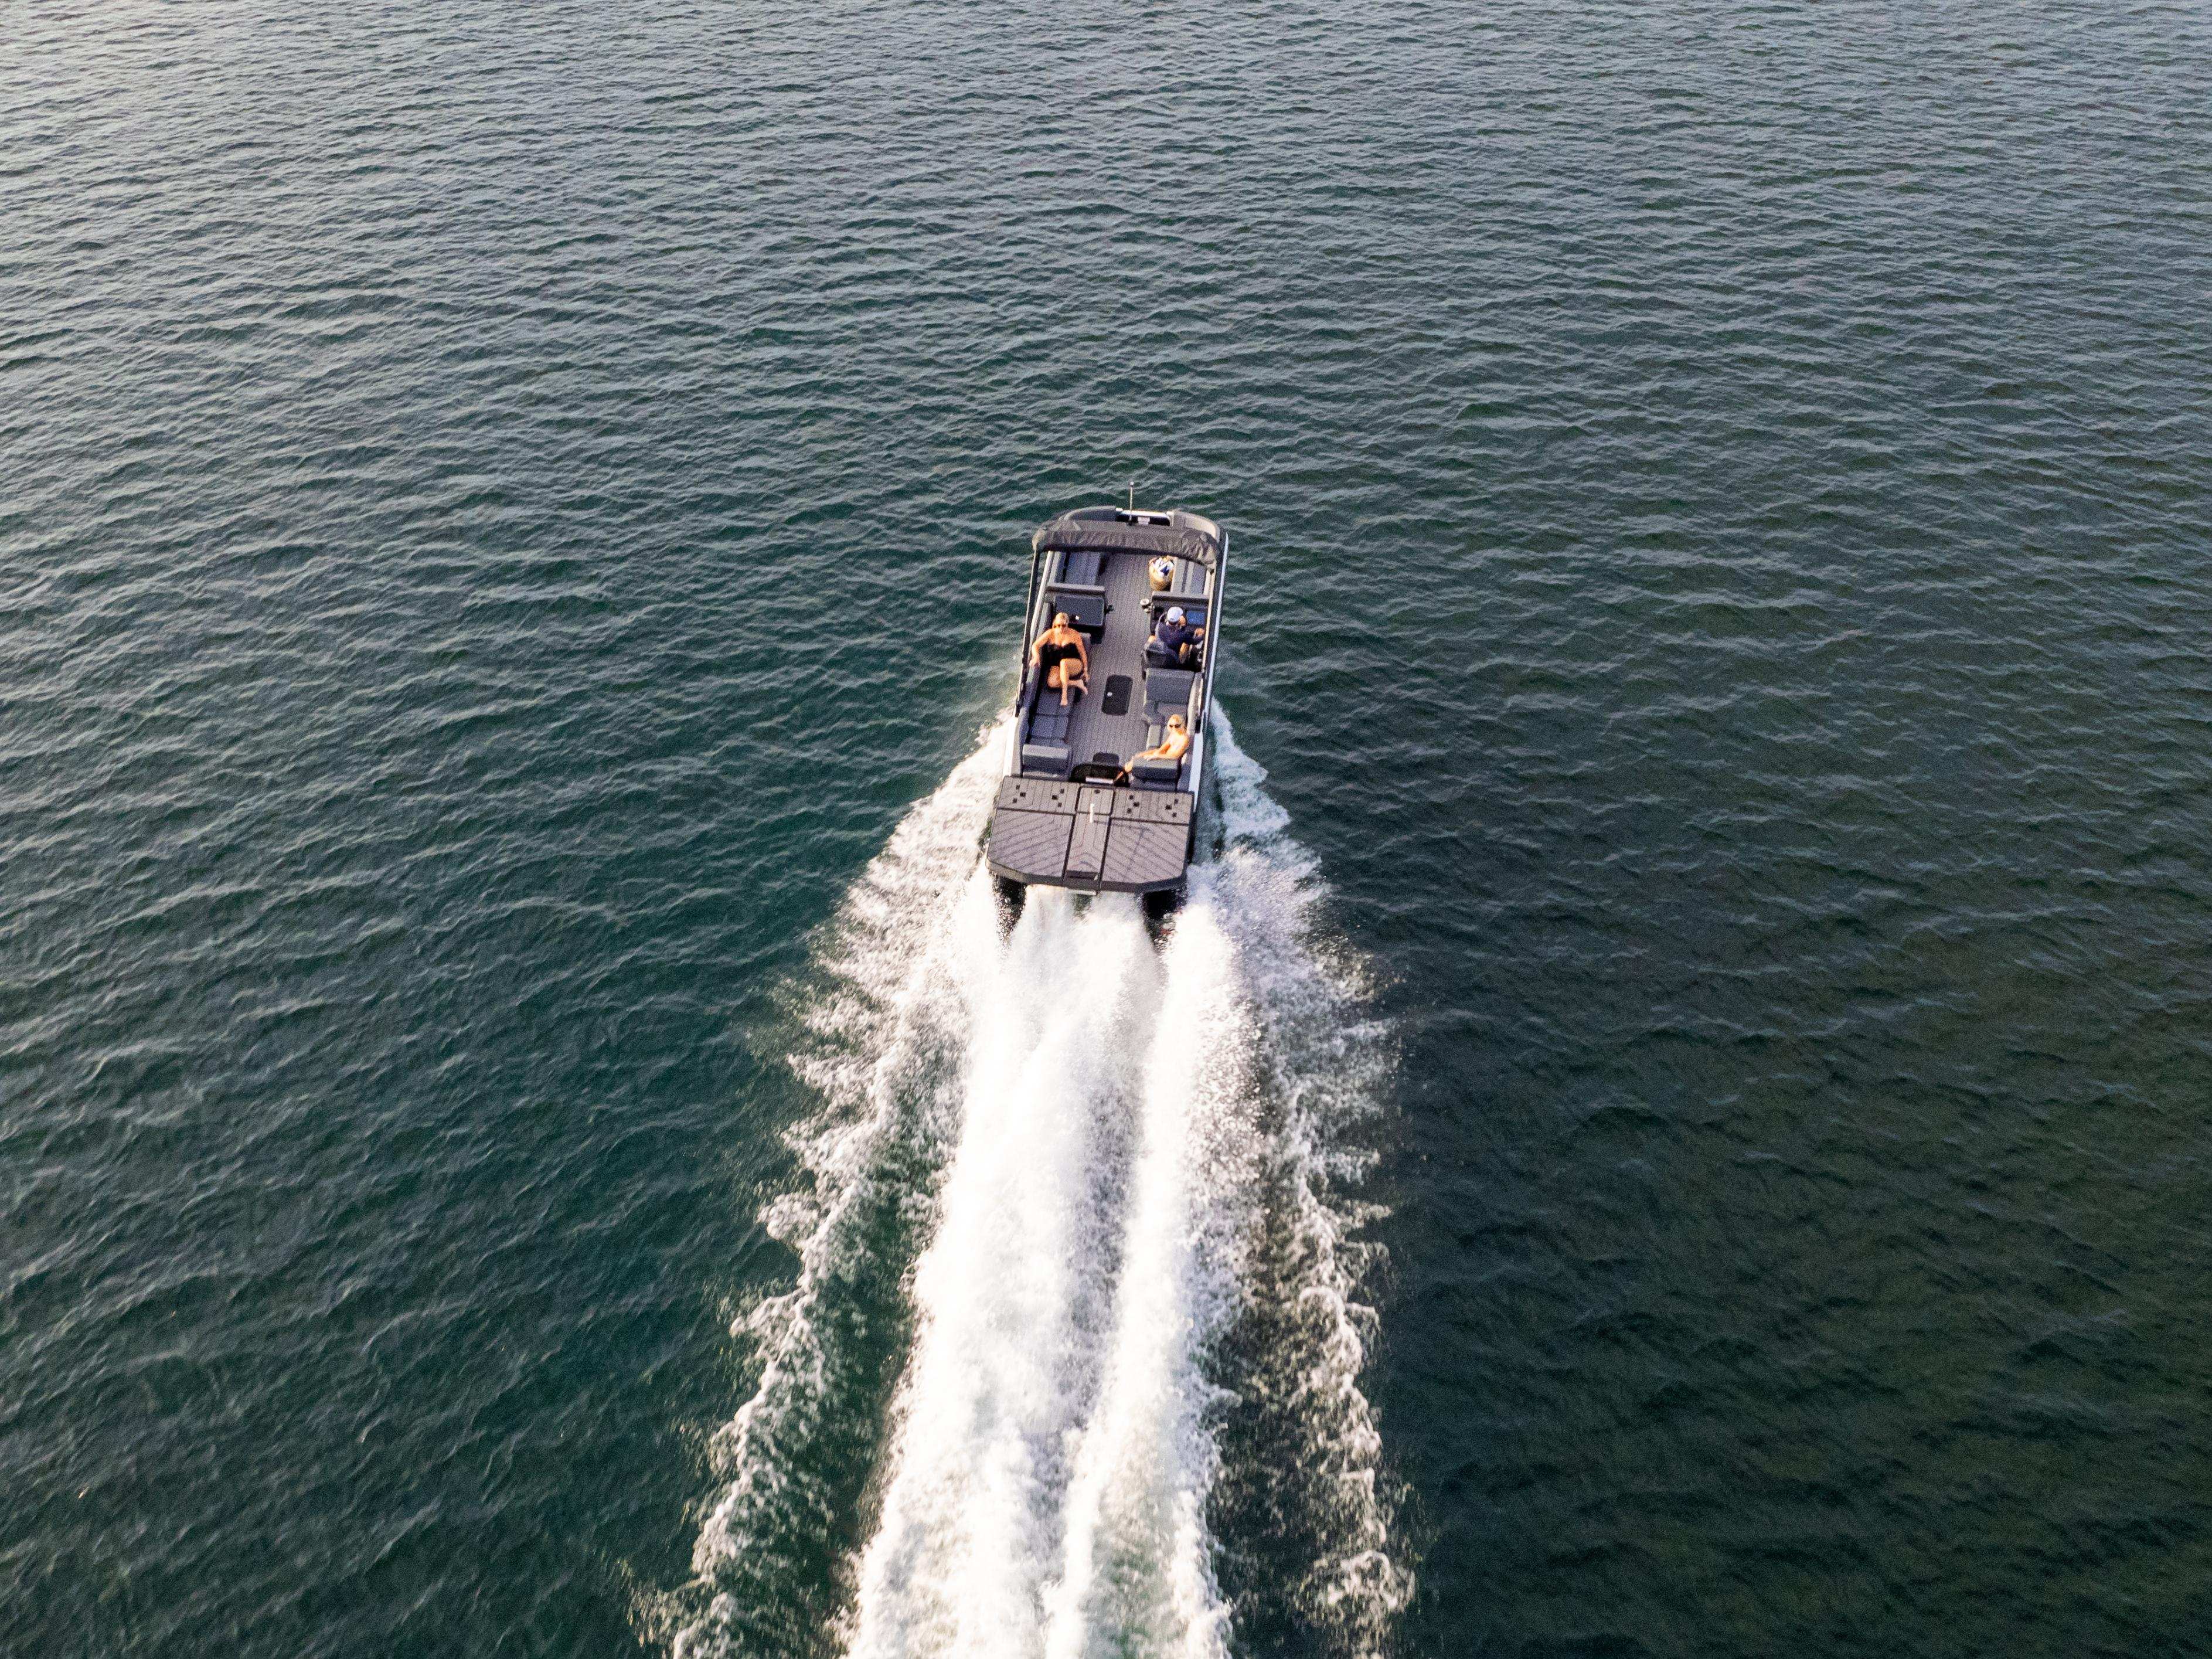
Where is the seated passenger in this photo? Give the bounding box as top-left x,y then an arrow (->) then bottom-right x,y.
1131,713 -> 1191,770
1148,606 -> 1204,667
1030,611 -> 1090,708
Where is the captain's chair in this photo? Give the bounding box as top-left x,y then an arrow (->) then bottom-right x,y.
1145,600 -> 1207,669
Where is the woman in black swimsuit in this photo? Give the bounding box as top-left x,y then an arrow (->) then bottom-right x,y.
1030,611 -> 1090,708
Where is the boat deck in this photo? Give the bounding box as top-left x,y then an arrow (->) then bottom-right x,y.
1048,548 -> 1153,766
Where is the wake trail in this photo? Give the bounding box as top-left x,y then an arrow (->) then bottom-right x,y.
672,707 -> 1408,1659
673,728 -> 1010,1658
844,887 -> 1154,1657
1200,713 -> 1411,1653
1042,894 -> 1249,1659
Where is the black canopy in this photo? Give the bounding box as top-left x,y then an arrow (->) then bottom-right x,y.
1031,507 -> 1223,568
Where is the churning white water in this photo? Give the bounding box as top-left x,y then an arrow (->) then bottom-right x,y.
675,710 -> 1407,1659
843,884 -> 1161,1658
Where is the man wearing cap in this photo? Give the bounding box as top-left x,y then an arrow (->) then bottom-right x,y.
1149,605 -> 1204,668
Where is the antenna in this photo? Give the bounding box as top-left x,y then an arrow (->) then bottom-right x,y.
1128,479 -> 1136,511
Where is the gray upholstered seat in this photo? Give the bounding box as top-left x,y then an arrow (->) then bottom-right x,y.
1019,675 -> 1077,777
1142,667 -> 1197,722
1023,713 -> 1073,774
1043,581 -> 1107,637
1128,665 -> 1200,787
1148,557 -> 1209,596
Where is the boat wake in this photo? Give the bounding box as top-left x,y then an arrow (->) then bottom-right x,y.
669,710 -> 1408,1659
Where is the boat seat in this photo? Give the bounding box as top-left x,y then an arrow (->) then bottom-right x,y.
1058,549 -> 1105,585
1030,701 -> 1073,744
1042,581 -> 1107,638
1146,590 -> 1210,623
1129,752 -> 1182,786
1148,558 -> 1208,596
1023,740 -> 1071,777
1144,594 -> 1209,667
1022,681 -> 1077,778
1131,712 -> 1193,787
1142,667 -> 1198,722
1130,666 -> 1201,788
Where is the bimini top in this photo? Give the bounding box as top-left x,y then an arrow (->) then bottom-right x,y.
1031,506 -> 1224,568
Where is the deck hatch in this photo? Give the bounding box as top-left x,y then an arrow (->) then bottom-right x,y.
997,777 -> 1077,812
1063,786 -> 1117,878
1109,790 -> 1193,824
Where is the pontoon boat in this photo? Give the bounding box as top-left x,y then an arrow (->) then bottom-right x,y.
987,505 -> 1227,912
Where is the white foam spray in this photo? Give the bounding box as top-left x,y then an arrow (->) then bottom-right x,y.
1202,712 -> 1413,1648
674,726 -> 1012,1658
1040,892 -> 1251,1659
842,887 -> 1155,1658
673,705 -> 1408,1659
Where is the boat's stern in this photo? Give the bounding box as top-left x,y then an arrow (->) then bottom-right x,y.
986,776 -> 1195,894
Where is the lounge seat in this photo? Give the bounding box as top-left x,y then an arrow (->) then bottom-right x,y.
1128,666 -> 1203,788
1030,701 -> 1073,743
1022,679 -> 1077,778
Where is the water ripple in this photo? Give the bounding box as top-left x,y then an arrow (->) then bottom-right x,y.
7,1 -> 2212,1655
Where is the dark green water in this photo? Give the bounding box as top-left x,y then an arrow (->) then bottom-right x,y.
8,3 -> 2212,1655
